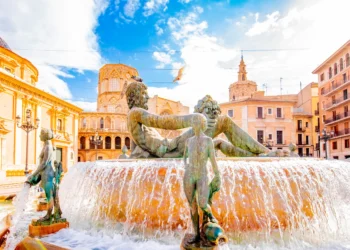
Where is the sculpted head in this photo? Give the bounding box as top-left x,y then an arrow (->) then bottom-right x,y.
192,114 -> 207,136
126,81 -> 149,110
194,95 -> 221,120
40,128 -> 54,142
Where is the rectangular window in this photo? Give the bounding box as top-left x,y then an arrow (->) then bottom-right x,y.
323,115 -> 326,123
345,106 -> 349,117
257,107 -> 263,118
276,108 -> 282,118
257,130 -> 264,143
305,122 -> 308,128
345,139 -> 349,148
267,108 -> 272,115
343,73 -> 347,83
332,95 -> 336,104
268,134 -> 272,140
321,87 -> 325,95
277,131 -> 283,144
320,73 -> 324,81
344,89 -> 348,100
332,141 -> 337,150
306,135 -> 309,145
333,156 -> 339,160
98,156 -> 103,160
57,119 -> 62,131
298,120 -> 302,130
306,148 -> 310,156
227,109 -> 234,117
298,134 -> 302,145
323,143 -> 326,151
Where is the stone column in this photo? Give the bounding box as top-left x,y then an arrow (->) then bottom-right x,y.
15,97 -> 22,165
112,135 -> 115,149
85,136 -> 89,150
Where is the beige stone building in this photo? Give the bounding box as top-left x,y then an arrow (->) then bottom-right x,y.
220,57 -> 319,156
78,64 -> 189,161
313,40 -> 350,160
0,37 -> 82,173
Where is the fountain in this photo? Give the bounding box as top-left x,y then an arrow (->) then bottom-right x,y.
2,79 -> 350,249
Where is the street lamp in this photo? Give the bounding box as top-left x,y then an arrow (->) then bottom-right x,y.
90,131 -> 103,161
318,129 -> 334,159
16,109 -> 40,175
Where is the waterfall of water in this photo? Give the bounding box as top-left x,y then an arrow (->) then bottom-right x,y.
5,183 -> 31,249
59,158 -> 350,248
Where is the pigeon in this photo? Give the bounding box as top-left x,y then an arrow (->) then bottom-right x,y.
131,75 -> 143,82
173,66 -> 185,82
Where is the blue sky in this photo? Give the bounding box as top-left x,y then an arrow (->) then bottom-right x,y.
1,0 -> 349,110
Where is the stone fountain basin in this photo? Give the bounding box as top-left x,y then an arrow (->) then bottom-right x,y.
60,158 -> 333,234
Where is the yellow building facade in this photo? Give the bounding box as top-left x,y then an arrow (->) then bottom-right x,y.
220,57 -> 319,156
78,64 -> 189,161
313,40 -> 350,159
0,37 -> 82,172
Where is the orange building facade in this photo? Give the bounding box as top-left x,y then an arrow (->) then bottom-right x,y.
0,37 -> 82,173
78,64 -> 189,161
313,40 -> 350,160
220,57 -> 319,156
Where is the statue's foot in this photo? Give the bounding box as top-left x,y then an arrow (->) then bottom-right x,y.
38,214 -> 51,223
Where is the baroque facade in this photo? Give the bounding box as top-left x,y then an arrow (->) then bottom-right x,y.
220,57 -> 319,156
78,64 -> 189,161
0,37 -> 82,172
313,40 -> 350,160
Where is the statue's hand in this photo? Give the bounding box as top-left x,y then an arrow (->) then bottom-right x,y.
210,174 -> 221,193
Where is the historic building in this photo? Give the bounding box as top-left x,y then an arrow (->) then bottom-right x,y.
0,37 -> 82,173
313,40 -> 350,160
220,57 -> 319,156
77,64 -> 189,162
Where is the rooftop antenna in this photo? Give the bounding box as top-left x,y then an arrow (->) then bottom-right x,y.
280,77 -> 283,96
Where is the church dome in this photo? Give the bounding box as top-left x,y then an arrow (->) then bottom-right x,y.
0,37 -> 11,50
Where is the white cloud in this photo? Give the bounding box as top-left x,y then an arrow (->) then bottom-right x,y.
0,0 -> 107,100
124,0 -> 140,18
68,100 -> 97,112
152,52 -> 172,69
245,11 -> 279,36
155,19 -> 165,35
143,0 -> 169,17
179,0 -> 192,3
149,0 -> 350,110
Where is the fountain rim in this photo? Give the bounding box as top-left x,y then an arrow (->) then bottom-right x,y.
90,157 -> 322,163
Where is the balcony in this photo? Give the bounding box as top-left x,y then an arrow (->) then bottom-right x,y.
329,128 -> 350,138
322,77 -> 350,97
275,140 -> 287,145
296,127 -> 306,132
324,95 -> 350,110
276,116 -> 284,119
256,115 -> 265,119
296,142 -> 310,146
325,111 -> 350,125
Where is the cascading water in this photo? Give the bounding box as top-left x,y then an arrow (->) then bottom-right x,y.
5,183 -> 32,249
58,158 -> 350,249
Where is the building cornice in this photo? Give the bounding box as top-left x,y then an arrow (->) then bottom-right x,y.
0,72 -> 83,114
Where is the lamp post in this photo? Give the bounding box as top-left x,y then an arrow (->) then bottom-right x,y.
318,129 -> 334,159
16,109 -> 40,175
90,131 -> 103,161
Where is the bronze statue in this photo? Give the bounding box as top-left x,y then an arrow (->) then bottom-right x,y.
126,81 -> 269,158
25,128 -> 65,225
182,115 -> 227,248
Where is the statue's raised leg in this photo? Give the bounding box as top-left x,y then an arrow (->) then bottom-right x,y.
214,138 -> 255,157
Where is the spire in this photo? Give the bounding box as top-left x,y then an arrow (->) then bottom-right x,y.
238,55 -> 247,81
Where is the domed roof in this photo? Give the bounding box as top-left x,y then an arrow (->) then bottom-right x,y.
0,37 -> 11,50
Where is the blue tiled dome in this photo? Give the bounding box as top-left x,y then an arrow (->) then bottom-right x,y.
0,36 -> 11,50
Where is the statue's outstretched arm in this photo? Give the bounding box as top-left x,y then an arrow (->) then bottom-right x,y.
128,108 -> 206,130
220,116 -> 269,155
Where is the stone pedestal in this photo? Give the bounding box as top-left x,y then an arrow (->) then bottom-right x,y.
36,202 -> 48,211
180,234 -> 223,250
29,221 -> 69,237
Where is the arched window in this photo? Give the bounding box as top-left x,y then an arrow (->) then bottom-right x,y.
97,137 -> 103,149
105,136 -> 111,149
329,67 -> 332,79
82,118 -> 87,128
334,63 -> 338,75
340,58 -> 344,71
80,136 -> 86,149
100,118 -> 104,129
346,53 -> 350,67
125,137 -> 130,149
89,136 -> 95,149
115,136 -> 121,149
